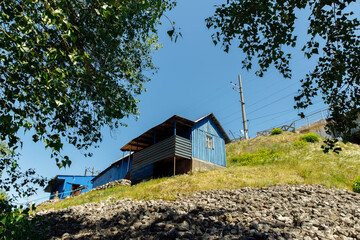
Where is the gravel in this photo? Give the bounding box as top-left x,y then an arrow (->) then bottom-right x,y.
89,179 -> 132,192
36,185 -> 360,240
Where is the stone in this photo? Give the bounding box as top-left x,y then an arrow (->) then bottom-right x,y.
178,221 -> 190,231
249,221 -> 259,231
35,185 -> 360,240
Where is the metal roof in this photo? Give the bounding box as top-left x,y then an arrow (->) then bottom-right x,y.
91,153 -> 132,182
195,113 -> 231,144
120,113 -> 230,152
44,175 -> 95,192
120,115 -> 194,151
44,177 -> 65,193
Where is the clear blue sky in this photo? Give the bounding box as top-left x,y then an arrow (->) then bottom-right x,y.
16,0 -> 331,203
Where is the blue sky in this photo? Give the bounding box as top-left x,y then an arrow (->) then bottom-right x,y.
16,0 -> 331,203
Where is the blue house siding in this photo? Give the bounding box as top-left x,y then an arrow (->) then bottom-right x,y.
92,157 -> 132,188
191,116 -> 226,167
130,163 -> 154,183
48,175 -> 94,200
91,114 -> 229,185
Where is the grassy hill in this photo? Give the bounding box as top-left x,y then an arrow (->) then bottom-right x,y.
39,132 -> 360,210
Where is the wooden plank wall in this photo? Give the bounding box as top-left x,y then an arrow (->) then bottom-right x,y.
175,135 -> 192,159
132,135 -> 192,170
131,135 -> 192,182
191,117 -> 226,167
130,164 -> 154,183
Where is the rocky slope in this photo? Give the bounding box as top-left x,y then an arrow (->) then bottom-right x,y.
37,185 -> 360,240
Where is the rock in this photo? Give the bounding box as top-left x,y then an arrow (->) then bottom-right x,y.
178,220 -> 190,231
167,227 -> 179,238
35,185 -> 360,240
61,233 -> 71,240
219,213 -> 233,223
250,221 -> 259,231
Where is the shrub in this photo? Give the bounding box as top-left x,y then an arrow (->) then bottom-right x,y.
353,176 -> 360,193
292,140 -> 308,148
270,128 -> 283,135
300,132 -> 319,143
0,197 -> 47,239
230,149 -> 281,166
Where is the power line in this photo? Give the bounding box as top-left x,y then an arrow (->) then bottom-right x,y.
247,81 -> 299,109
181,85 -> 230,116
248,109 -> 293,121
221,93 -> 325,124
218,81 -> 299,120
223,109 -> 292,127
269,107 -> 329,129
239,103 -> 328,132
247,92 -> 297,116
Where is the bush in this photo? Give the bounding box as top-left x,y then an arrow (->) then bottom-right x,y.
292,140 -> 308,148
300,133 -> 320,143
353,176 -> 360,193
270,128 -> 283,135
230,149 -> 281,166
0,197 -> 47,239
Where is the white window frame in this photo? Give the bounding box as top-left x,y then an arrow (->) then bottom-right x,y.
206,135 -> 214,149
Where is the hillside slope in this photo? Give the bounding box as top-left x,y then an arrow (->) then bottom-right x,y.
39,132 -> 360,211
38,185 -> 360,239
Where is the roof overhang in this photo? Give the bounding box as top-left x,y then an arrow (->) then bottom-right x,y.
194,113 -> 231,144
121,113 -> 231,152
44,176 -> 65,193
120,115 -> 194,151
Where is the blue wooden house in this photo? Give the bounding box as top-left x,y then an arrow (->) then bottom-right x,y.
92,113 -> 230,187
44,175 -> 94,200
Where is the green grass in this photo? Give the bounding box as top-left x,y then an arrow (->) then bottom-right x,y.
38,132 -> 360,211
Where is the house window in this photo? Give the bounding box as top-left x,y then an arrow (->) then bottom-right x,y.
206,135 -> 213,149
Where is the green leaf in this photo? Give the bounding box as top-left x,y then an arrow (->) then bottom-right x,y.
167,29 -> 175,39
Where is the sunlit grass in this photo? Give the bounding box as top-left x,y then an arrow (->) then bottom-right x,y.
38,132 -> 360,211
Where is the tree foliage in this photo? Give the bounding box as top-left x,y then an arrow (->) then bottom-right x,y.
0,193 -> 46,239
0,143 -> 45,199
0,0 -> 175,170
206,0 -> 360,142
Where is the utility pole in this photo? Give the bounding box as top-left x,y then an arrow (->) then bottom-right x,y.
231,74 -> 249,139
84,166 -> 95,176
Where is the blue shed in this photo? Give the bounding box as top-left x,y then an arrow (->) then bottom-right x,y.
119,113 -> 230,184
44,175 -> 94,200
92,154 -> 133,188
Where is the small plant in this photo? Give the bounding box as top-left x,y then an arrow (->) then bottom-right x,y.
270,128 -> 283,135
300,132 -> 319,143
230,149 -> 281,166
353,176 -> 360,193
292,140 -> 308,148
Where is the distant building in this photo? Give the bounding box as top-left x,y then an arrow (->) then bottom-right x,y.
296,112 -> 360,143
296,119 -> 329,138
92,113 -> 230,187
44,175 -> 94,200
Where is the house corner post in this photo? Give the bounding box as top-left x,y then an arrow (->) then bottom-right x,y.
173,156 -> 176,176
174,119 -> 177,135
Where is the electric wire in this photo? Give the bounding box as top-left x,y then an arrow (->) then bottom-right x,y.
222,108 -> 292,127
268,107 -> 329,130
248,109 -> 293,121
246,81 -> 299,109
223,98 -> 326,128
181,85 -> 230,116
247,92 -> 297,116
